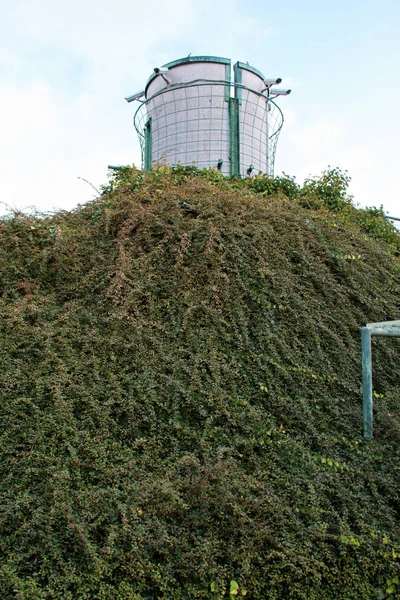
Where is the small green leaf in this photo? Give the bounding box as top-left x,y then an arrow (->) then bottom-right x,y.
211,582 -> 218,593
230,580 -> 239,595
386,585 -> 395,594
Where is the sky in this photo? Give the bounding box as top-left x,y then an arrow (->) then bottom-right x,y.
1,0 -> 400,218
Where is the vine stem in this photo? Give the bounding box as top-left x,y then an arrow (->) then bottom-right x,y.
77,177 -> 100,197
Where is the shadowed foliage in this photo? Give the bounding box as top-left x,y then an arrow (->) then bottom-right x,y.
0,166 -> 399,599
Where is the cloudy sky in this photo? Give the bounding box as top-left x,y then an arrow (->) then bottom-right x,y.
1,0 -> 400,217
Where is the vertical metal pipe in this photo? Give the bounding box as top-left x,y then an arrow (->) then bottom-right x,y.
144,118 -> 152,170
229,98 -> 240,176
361,327 -> 373,439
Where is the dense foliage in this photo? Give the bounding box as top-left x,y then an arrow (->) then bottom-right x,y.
1,166 -> 399,599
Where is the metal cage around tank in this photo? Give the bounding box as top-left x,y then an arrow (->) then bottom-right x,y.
128,57 -> 290,177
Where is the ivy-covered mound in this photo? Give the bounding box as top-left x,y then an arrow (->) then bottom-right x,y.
1,166 -> 400,600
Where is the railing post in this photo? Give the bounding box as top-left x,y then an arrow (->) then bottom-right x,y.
361,327 -> 373,439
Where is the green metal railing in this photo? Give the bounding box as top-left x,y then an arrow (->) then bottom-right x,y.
361,320 -> 400,438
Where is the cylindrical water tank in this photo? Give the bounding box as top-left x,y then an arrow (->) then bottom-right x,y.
133,56 -> 284,177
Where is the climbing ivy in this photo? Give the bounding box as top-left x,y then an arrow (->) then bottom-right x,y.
0,166 -> 399,599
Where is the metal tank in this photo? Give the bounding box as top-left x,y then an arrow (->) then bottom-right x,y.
126,56 -> 290,177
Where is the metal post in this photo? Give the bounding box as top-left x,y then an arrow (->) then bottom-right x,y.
229,98 -> 240,176
144,118 -> 152,170
361,327 -> 373,439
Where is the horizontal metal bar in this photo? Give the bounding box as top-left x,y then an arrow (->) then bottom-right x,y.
367,319 -> 400,328
370,328 -> 400,336
143,79 -> 280,104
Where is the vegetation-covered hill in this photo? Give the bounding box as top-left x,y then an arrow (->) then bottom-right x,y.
1,166 -> 399,600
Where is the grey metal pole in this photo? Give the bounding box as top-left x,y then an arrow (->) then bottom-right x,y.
361,327 -> 373,439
